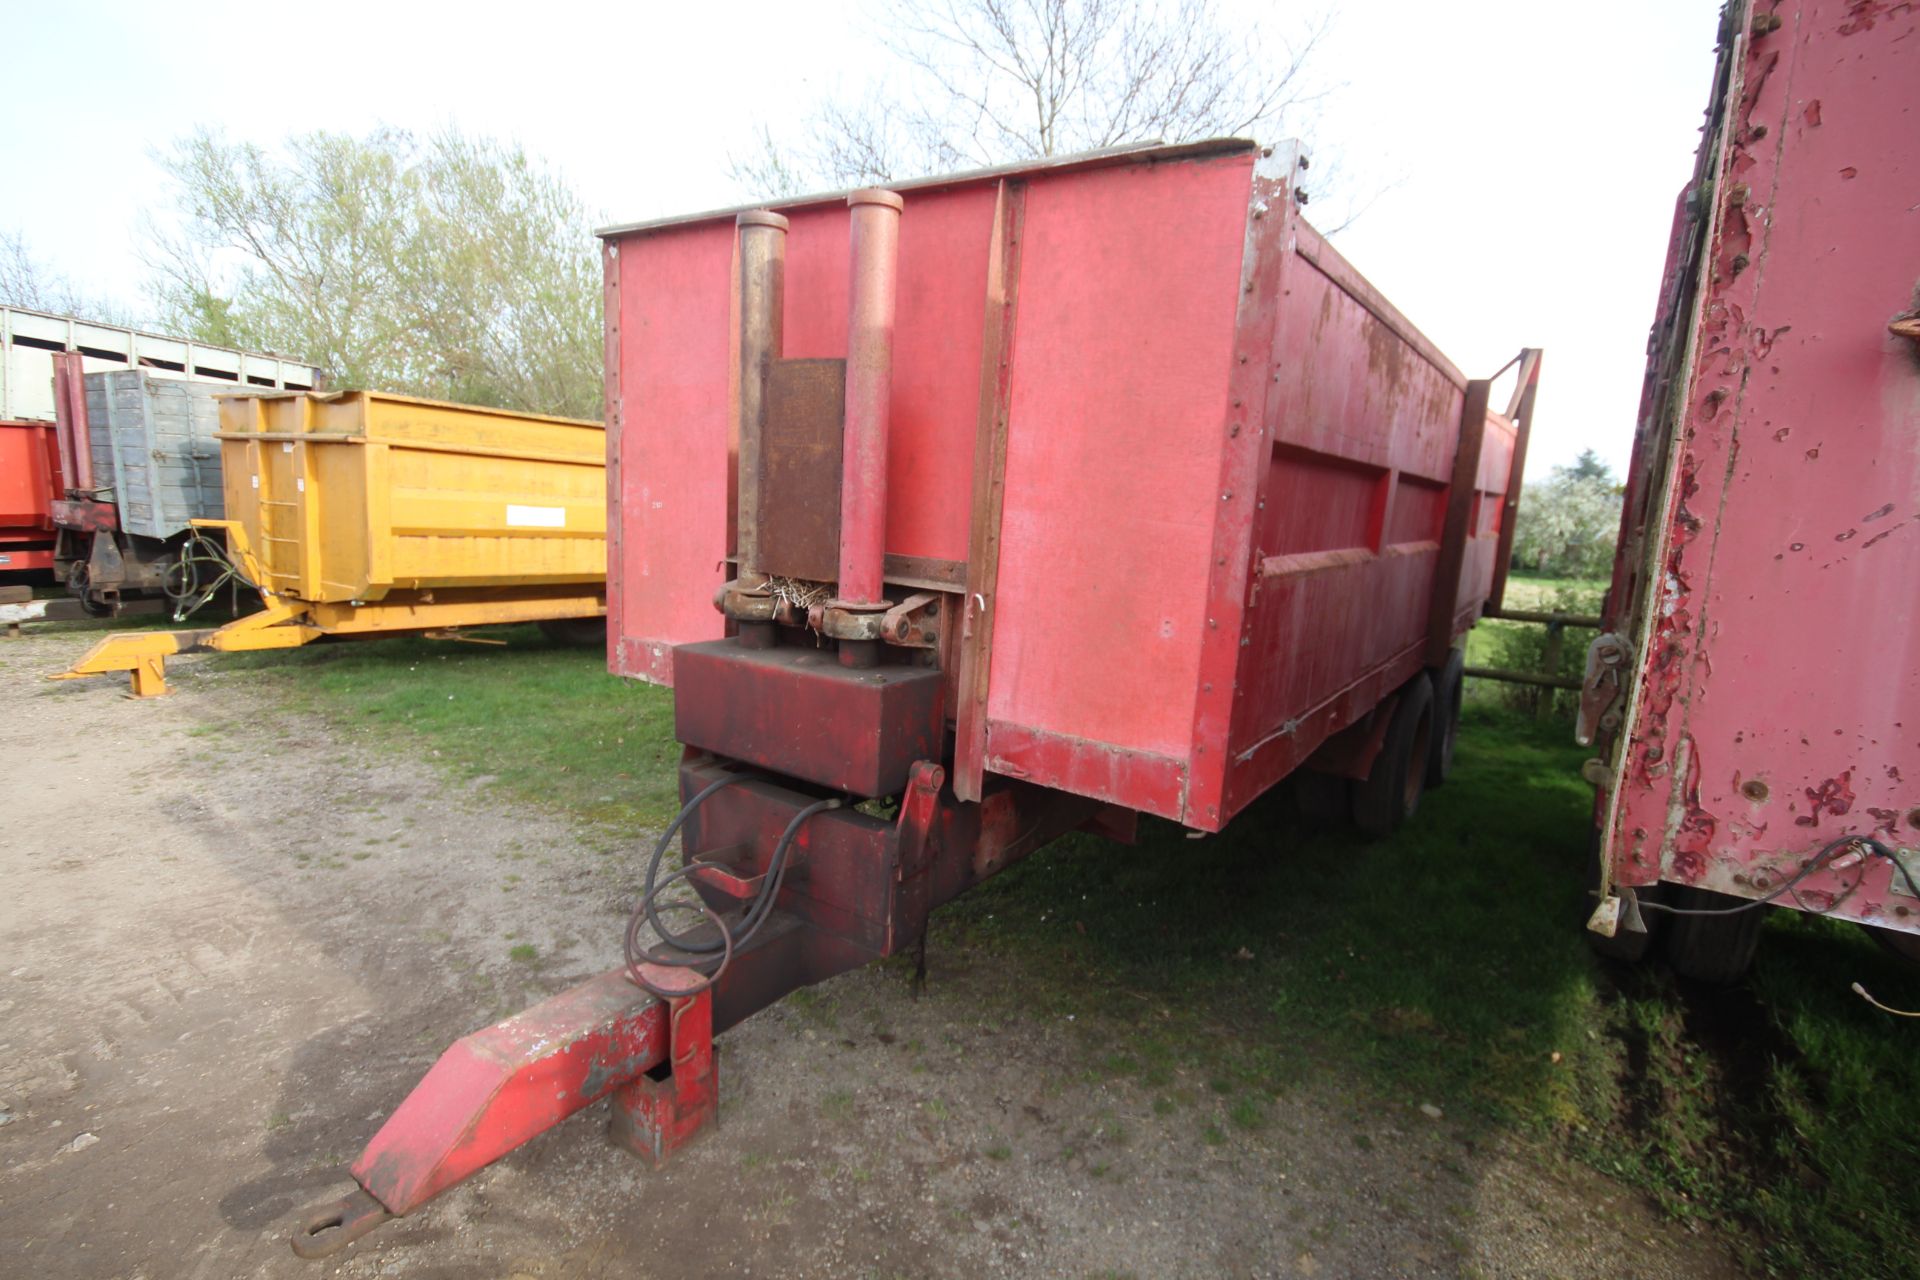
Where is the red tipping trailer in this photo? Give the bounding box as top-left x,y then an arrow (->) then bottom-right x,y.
0,417 -> 61,576
291,140 -> 1538,1257
605,140 -> 1536,830
1584,0 -> 1920,980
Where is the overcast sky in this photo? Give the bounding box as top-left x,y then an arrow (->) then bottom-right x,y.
6,0 -> 1722,476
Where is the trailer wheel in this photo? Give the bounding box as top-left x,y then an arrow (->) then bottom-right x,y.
537,617 -> 608,647
1662,886 -> 1763,984
1425,648 -> 1466,789
1350,676 -> 1434,840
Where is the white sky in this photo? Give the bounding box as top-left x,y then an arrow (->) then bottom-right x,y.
5,0 -> 1723,476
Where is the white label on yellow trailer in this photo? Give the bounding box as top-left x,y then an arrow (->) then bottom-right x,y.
506,505 -> 566,529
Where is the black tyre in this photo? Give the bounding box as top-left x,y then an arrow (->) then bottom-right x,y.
1662,885 -> 1763,983
538,616 -> 608,647
1349,675 -> 1435,840
1425,648 -> 1466,789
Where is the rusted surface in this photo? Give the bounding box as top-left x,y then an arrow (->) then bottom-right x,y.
838,190 -> 903,607
757,357 -> 845,582
672,637 -> 944,798
609,990 -> 717,1166
1426,380 -> 1492,665
1598,0 -> 1920,926
51,350 -> 92,492
735,211 -> 789,585
955,178 -> 1026,803
678,748 -> 1097,963
1487,350 -> 1543,611
882,552 -> 967,591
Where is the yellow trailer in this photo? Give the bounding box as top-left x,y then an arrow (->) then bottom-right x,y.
55,390 -> 606,696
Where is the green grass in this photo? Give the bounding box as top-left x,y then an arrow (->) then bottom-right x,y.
233,629 -> 1920,1277
927,707 -> 1920,1278
207,626 -> 680,828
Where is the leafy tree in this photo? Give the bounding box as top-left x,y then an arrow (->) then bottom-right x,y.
1564,447 -> 1612,482
731,0 -> 1339,210
146,128 -> 601,419
1510,455 -> 1623,579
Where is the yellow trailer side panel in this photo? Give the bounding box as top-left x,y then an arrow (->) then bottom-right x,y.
218,391 -> 605,603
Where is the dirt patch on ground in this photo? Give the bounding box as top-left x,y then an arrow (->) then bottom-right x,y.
0,632 -> 1744,1278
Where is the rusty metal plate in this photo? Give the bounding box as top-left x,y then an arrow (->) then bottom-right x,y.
756,358 -> 844,583
672,637 -> 943,798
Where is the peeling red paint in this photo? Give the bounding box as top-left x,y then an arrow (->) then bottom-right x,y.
1839,1 -> 1896,35
1670,735 -> 1717,883
1863,522 -> 1906,550
1795,771 -> 1856,827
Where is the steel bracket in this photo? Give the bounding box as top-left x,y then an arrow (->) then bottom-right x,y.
1574,631 -> 1628,747
879,591 -> 942,649
609,988 -> 718,1166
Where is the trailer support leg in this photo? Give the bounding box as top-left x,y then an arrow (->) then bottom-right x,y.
609,987 -> 718,1165
129,655 -> 169,698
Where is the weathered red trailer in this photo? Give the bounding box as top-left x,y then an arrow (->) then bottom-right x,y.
292,140 -> 1538,1256
0,417 -> 61,577
1583,0 -> 1920,981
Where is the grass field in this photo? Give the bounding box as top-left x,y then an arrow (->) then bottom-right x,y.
208,626 -> 1920,1278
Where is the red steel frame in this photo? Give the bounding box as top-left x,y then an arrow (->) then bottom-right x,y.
1593,0 -> 1920,933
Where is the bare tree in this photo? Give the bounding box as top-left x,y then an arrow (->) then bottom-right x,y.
731,0 -> 1332,197
1,230 -> 137,324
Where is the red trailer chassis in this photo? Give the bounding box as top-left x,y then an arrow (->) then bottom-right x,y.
1584,0 -> 1920,980
292,142 -> 1535,1257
